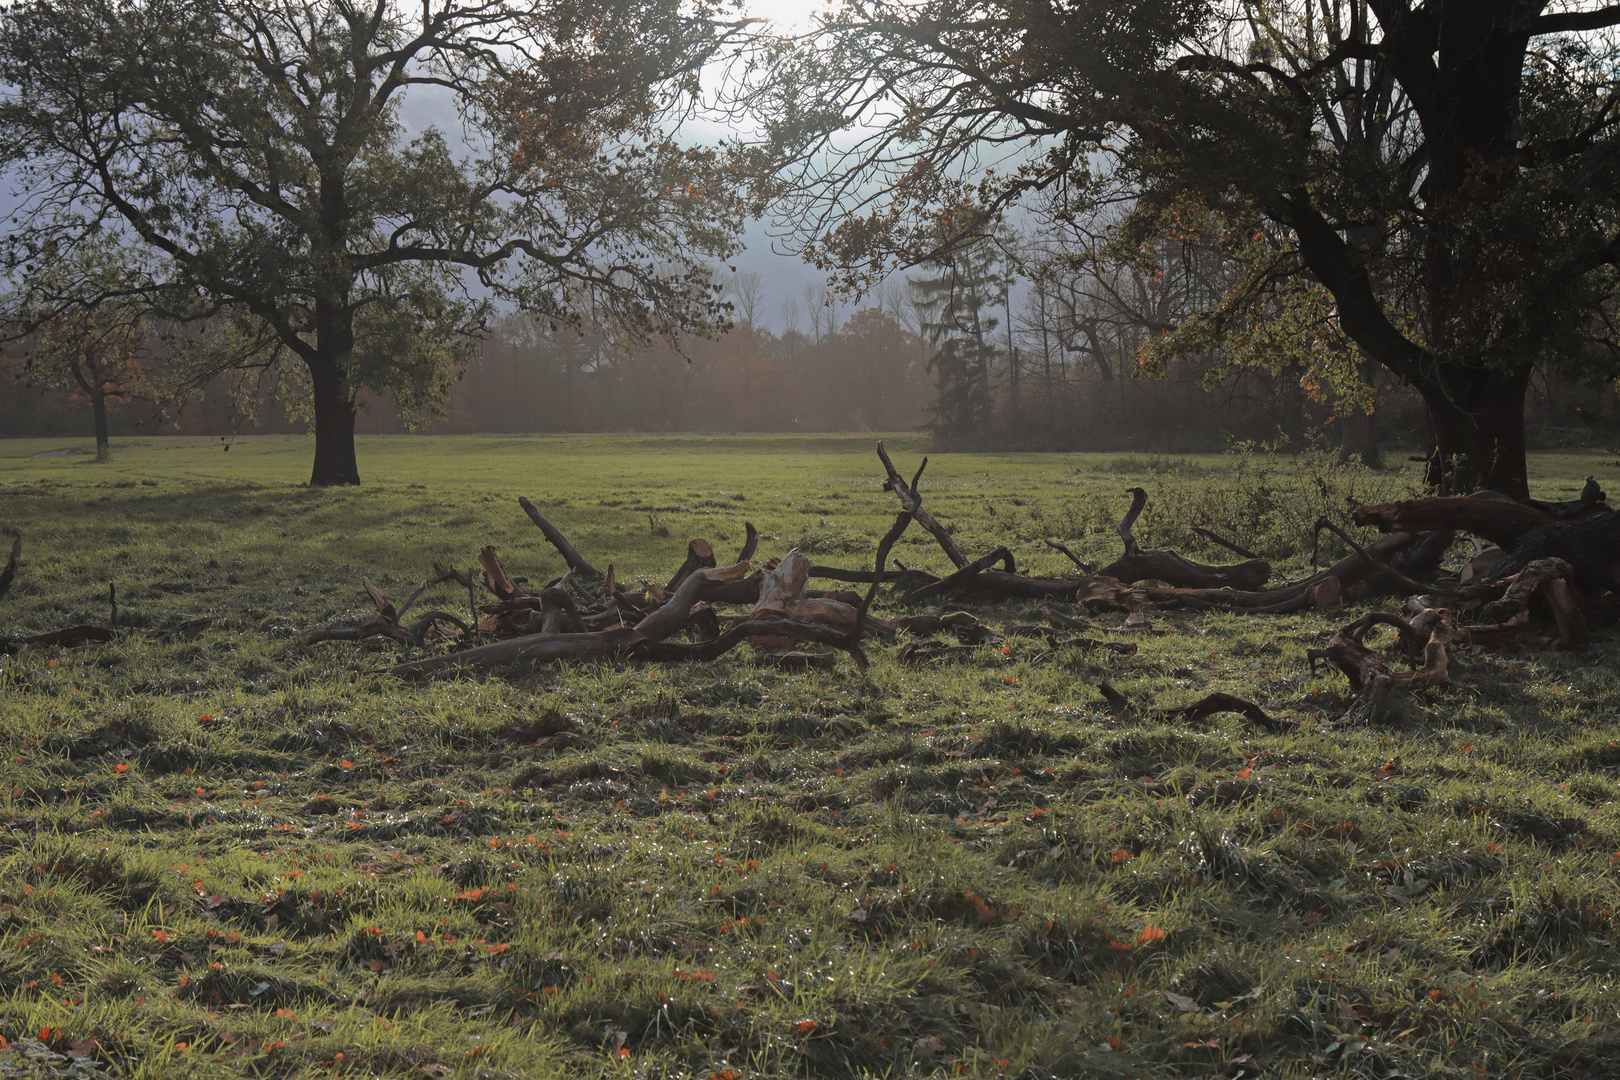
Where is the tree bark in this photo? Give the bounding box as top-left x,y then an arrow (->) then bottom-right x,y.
90,388 -> 110,463
1338,358 -> 1381,468
1418,365 -> 1532,498
308,360 -> 361,487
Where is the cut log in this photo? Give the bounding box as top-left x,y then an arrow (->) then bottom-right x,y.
752,550 -> 810,618
782,597 -> 896,638
666,538 -> 717,592
1546,579 -> 1587,648
1455,557 -> 1586,649
477,547 -> 525,601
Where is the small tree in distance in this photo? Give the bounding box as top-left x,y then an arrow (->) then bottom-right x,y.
18,305 -> 146,463
3,237 -> 154,462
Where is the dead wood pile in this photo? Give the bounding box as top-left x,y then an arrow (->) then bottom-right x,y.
287,443 -> 1616,727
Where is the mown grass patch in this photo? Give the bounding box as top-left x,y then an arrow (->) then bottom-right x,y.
0,434 -> 1617,1079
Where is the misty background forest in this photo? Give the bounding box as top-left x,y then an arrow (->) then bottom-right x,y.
8,259 -> 1619,458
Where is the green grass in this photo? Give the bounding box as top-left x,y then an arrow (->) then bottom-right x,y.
0,433 -> 1618,1079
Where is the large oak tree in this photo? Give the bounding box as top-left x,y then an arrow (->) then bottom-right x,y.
756,0 -> 1620,496
0,0 -> 746,485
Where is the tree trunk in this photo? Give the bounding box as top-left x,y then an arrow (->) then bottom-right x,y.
1339,408 -> 1380,469
1418,365 -> 1531,498
90,389 -> 110,463
308,361 -> 360,487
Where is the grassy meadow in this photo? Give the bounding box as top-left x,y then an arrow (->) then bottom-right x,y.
0,433 -> 1618,1079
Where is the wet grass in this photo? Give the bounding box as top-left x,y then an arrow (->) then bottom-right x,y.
0,434 -> 1617,1079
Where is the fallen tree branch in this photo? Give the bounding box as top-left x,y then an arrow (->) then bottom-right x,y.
1312,517 -> 1448,597
848,510 -> 914,647
898,547 -> 1015,605
1043,538 -> 1091,572
1480,512 -> 1620,594
877,440 -> 968,569
1095,488 -> 1271,590
808,564 -> 933,587
0,624 -> 117,655
737,522 -> 759,564
1079,531 -> 1450,614
1192,527 -> 1259,561
1096,681 -> 1291,731
518,497 -> 602,579
0,537 -> 121,654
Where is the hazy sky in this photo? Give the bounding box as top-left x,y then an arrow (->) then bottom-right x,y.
719,0 -> 847,330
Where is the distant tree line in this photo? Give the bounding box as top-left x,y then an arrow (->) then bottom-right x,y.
6,254 -> 1616,454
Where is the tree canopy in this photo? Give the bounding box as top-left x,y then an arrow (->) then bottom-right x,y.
755,0 -> 1620,495
0,0 -> 748,484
